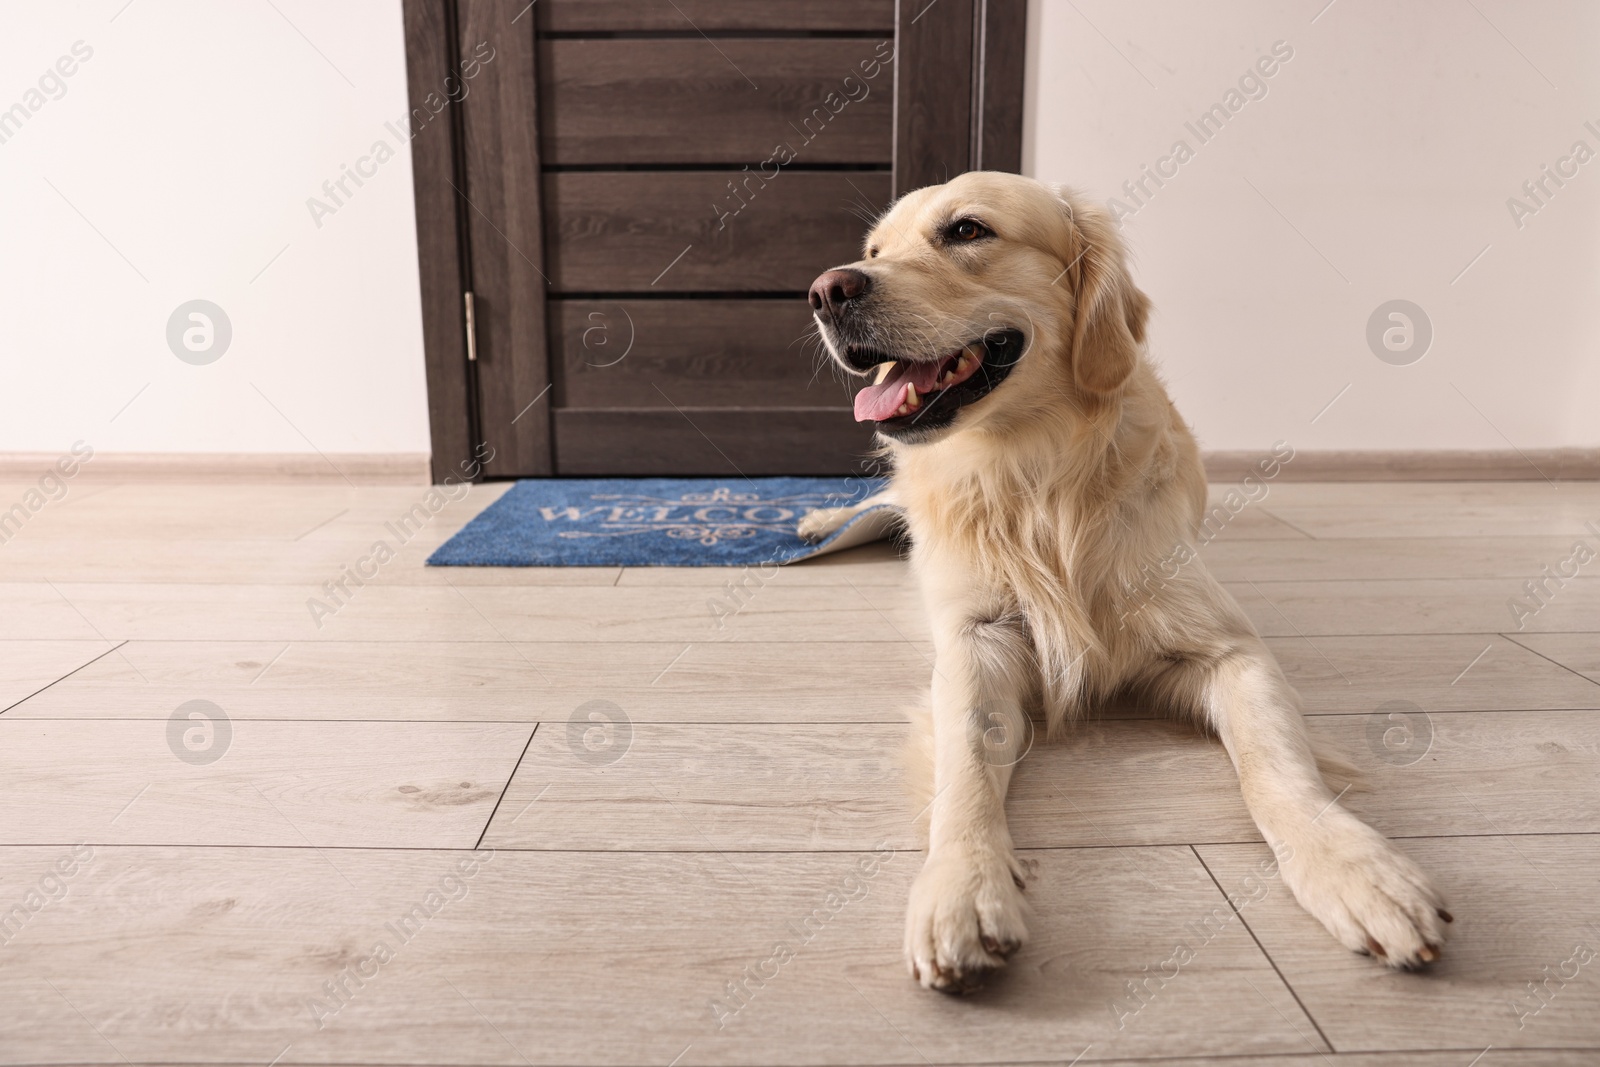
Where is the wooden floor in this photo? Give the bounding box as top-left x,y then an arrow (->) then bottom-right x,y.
2,478 -> 1599,1066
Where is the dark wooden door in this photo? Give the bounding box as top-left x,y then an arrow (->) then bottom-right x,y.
404,0 -> 1024,480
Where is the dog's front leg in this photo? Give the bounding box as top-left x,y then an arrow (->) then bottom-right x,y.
1188,639 -> 1452,967
905,608 -> 1031,993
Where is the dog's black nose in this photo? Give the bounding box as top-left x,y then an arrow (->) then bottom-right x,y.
808,268 -> 871,314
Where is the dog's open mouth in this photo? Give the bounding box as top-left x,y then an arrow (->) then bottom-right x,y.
847,329 -> 1026,436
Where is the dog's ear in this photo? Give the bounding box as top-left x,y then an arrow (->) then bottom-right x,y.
1051,192 -> 1148,396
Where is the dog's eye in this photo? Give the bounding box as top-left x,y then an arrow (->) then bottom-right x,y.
868,247 -> 879,258
948,218 -> 991,242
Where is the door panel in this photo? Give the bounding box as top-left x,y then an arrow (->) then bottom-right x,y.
540,39 -> 894,165
553,409 -> 872,476
894,0 -> 974,194
550,300 -> 843,408
537,0 -> 896,33
542,172 -> 890,293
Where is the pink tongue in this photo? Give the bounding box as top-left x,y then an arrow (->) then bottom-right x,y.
853,361 -> 944,422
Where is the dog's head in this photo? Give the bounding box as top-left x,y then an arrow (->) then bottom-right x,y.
809,171 -> 1149,445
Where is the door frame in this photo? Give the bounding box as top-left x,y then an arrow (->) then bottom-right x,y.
402,0 -> 1027,483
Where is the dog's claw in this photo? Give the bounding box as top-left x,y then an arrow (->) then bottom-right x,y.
1438,909 -> 1454,924
981,934 -> 1021,959
929,961 -> 997,995
1366,936 -> 1386,958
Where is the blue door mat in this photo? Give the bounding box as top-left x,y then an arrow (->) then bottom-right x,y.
427,477 -> 903,567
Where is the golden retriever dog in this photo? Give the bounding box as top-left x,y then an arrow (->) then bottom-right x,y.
802,171 -> 1451,994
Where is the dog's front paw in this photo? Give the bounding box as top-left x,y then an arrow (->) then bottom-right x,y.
1281,813 -> 1452,969
796,506 -> 850,542
904,848 -> 1028,994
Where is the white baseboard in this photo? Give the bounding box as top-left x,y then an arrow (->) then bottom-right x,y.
0,452 -> 432,484
2,450 -> 1595,485
1203,449 -> 1600,482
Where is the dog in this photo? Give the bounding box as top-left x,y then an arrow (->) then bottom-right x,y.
803,171 -> 1451,994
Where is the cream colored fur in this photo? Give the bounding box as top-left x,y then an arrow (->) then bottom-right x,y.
807,172 -> 1450,994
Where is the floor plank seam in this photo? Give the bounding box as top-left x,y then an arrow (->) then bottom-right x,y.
21,1057 -> 1600,1067
0,717 -> 929,725
9,629 -> 1598,643
8,709 -> 1597,725
1499,633 -> 1600,692
25,572 -> 1600,586
20,1049 -> 1600,1067
1189,844 -> 1336,1054
473,722 -> 539,851
1257,506 -> 1320,541
9,831 -> 1598,853
0,638 -> 128,717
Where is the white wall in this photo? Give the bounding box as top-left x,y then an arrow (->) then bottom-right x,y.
0,0 -> 431,456
1025,0 -> 1600,454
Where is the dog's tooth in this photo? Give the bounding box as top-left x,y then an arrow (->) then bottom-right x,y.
906,384 -> 919,408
